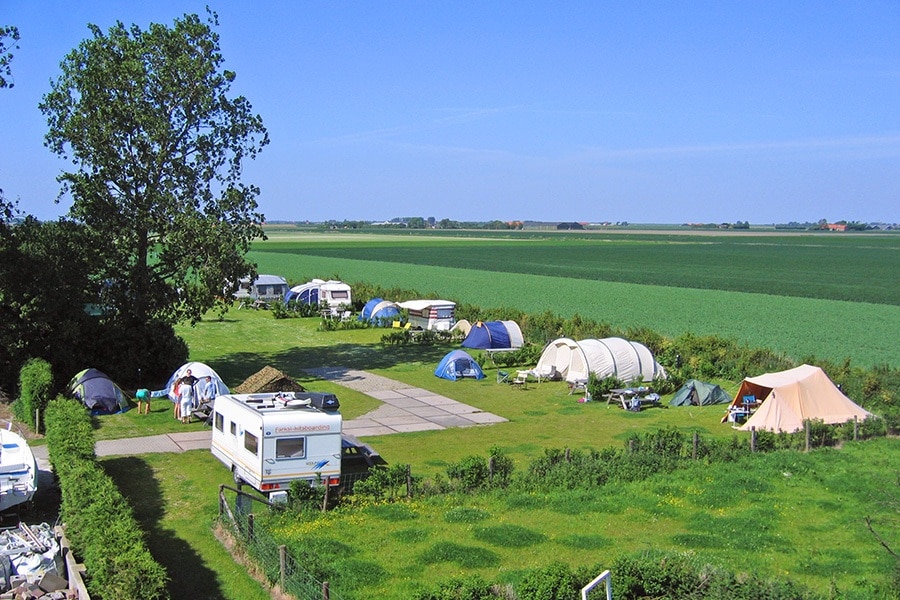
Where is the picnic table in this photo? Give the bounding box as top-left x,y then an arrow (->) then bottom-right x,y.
606,387 -> 661,411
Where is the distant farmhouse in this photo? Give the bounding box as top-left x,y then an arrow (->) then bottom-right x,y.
556,222 -> 585,230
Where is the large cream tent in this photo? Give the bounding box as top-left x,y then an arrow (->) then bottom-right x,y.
728,364 -> 873,433
534,337 -> 667,384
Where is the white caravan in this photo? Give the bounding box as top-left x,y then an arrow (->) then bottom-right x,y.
397,299 -> 457,331
210,392 -> 342,500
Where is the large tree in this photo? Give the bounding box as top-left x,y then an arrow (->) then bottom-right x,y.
40,10 -> 268,326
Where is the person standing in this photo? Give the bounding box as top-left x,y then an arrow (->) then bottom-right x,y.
177,369 -> 198,424
199,376 -> 217,406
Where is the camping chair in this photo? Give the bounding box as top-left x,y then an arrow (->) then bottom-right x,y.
534,365 -> 556,383
511,371 -> 529,389
496,370 -> 510,384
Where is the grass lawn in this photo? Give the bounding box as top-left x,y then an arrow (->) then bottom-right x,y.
90,308 -> 897,599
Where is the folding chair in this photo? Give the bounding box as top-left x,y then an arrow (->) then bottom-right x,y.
496,370 -> 510,384
511,371 -> 529,389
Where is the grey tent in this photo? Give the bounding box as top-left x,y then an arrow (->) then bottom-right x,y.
669,379 -> 731,406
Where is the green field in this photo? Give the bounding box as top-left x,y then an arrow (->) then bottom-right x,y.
151,311 -> 899,599
247,231 -> 900,368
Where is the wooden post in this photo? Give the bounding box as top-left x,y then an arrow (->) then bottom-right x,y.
279,545 -> 286,593
805,421 -> 811,452
854,416 -> 859,441
750,427 -> 757,453
322,581 -> 330,600
628,439 -> 634,453
247,513 -> 254,540
406,464 -> 412,498
488,456 -> 494,485
322,483 -> 330,512
692,432 -> 698,460
565,447 -> 571,461
35,409 -> 40,435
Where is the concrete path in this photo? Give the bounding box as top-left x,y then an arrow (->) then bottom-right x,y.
31,368 -> 506,464
304,366 -> 507,437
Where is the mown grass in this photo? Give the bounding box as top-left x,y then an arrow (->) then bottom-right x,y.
248,245 -> 899,368
89,276 -> 897,598
101,451 -> 271,600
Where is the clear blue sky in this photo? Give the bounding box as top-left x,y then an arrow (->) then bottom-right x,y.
2,1 -> 898,224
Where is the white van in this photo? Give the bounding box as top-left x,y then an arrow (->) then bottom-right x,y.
210,392 -> 342,500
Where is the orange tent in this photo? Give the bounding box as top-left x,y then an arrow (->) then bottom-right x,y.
724,364 -> 873,433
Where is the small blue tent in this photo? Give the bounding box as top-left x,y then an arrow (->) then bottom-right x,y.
461,320 -> 524,350
359,298 -> 401,326
434,350 -> 485,381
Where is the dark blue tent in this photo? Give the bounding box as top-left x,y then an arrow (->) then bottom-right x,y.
66,368 -> 130,414
358,298 -> 401,326
461,320 -> 524,350
434,350 -> 485,381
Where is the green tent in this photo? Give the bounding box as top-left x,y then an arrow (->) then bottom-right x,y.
669,379 -> 731,406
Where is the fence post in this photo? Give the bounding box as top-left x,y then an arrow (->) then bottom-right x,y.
218,485 -> 224,517
565,447 -> 571,461
322,581 -> 330,600
406,464 -> 412,498
854,416 -> 859,441
322,483 -> 330,513
35,408 -> 40,435
692,431 -> 698,460
488,456 -> 494,485
805,421 -> 811,452
750,427 -> 757,453
279,545 -> 286,593
247,513 -> 254,541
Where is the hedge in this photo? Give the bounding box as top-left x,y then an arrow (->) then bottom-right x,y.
45,397 -> 169,600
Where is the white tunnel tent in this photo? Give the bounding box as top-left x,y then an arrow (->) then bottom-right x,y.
535,337 -> 667,384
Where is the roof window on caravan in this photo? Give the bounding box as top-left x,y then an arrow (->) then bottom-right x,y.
276,438 -> 306,460
244,431 -> 259,455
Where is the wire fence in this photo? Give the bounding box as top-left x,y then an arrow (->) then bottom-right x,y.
217,485 -> 346,600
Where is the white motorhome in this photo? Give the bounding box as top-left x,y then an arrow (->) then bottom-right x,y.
210,392 -> 342,500
398,299 -> 457,331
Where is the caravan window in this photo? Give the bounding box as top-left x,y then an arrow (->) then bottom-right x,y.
230,421 -> 237,436
244,431 -> 259,455
214,412 -> 224,431
435,307 -> 454,319
275,437 -> 306,460
330,290 -> 349,299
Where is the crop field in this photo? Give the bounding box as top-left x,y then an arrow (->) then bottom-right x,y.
248,231 -> 900,368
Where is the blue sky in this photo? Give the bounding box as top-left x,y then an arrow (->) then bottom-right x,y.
2,1 -> 898,224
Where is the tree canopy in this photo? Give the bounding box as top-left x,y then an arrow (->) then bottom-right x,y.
40,10 -> 269,326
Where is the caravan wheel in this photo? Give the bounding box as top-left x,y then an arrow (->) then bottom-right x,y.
231,467 -> 244,487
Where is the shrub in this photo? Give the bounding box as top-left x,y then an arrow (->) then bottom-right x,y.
516,561 -> 582,600
487,446 -> 514,488
13,357 -> 53,430
414,575 -> 502,600
447,455 -> 490,491
352,463 -> 411,500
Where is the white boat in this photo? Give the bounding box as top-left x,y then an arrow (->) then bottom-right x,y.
0,425 -> 38,513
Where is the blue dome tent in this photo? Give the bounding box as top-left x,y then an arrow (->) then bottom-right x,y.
358,298 -> 401,326
461,320 -> 524,350
66,368 -> 130,414
434,350 -> 485,381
